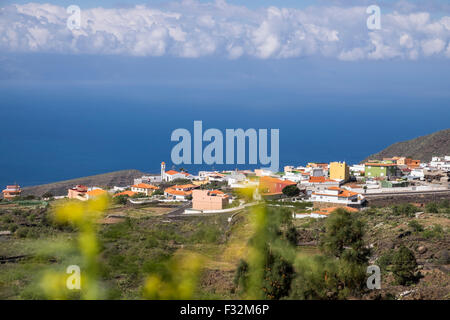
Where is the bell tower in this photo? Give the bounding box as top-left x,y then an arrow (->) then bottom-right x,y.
161,162 -> 166,181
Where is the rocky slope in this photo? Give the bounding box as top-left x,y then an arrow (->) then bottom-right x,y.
20,169 -> 146,197
363,128 -> 450,163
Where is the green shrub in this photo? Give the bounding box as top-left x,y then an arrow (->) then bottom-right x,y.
391,245 -> 418,286
282,185 -> 300,197
422,224 -> 444,239
376,250 -> 394,273
16,227 -> 29,238
290,255 -> 366,300
113,195 -> 128,205
408,220 -> 424,233
425,202 -> 439,213
392,203 -> 418,217
189,224 -> 221,243
320,208 -> 370,265
438,199 -> 449,209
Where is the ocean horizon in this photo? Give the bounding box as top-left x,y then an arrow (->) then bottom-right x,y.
2,55 -> 450,187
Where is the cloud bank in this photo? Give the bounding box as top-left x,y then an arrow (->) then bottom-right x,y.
1,1 -> 450,60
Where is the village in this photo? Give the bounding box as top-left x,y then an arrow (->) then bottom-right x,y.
3,156 -> 449,219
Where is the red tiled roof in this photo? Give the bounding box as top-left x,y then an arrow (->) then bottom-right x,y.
132,183 -> 159,189
309,176 -> 335,183
365,163 -> 397,167
113,190 -> 137,197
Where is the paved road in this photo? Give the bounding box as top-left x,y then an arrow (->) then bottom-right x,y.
364,189 -> 450,197
166,201 -> 192,217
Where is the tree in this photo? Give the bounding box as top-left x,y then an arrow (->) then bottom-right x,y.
113,195 -> 128,205
152,189 -> 164,196
320,208 -> 370,265
261,250 -> 294,299
408,220 -> 424,233
291,208 -> 371,298
425,202 -> 439,213
282,185 -> 300,197
391,245 -> 418,285
42,192 -> 54,199
234,207 -> 295,299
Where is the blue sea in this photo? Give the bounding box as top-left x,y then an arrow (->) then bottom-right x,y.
1,55 -> 449,187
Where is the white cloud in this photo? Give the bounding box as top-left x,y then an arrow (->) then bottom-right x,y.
0,1 -> 449,60
422,38 -> 445,56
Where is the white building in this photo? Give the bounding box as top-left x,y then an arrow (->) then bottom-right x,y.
411,168 -> 425,179
131,183 -> 159,196
350,164 -> 365,176
161,162 -> 194,182
281,171 -> 306,183
429,156 -> 450,171
226,171 -> 247,186
310,187 -> 364,205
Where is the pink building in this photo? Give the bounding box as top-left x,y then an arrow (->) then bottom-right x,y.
192,189 -> 229,211
67,185 -> 88,200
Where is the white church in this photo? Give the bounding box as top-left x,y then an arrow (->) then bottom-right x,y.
134,162 -> 195,185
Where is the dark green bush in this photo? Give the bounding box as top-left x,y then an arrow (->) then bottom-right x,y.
392,204 -> 418,217
408,220 -> 424,233
425,202 -> 439,213
391,245 -> 418,286
422,224 -> 444,239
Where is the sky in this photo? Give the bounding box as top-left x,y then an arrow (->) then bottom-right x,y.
0,1 -> 449,185
1,0 -> 450,59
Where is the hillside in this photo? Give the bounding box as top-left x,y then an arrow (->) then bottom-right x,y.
21,169 -> 147,197
363,128 -> 450,163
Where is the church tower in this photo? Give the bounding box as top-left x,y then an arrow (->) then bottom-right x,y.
161,161 -> 166,181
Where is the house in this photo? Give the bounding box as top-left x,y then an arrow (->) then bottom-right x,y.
68,185 -> 88,201
130,183 -> 159,196
284,166 -> 295,173
301,176 -> 341,193
164,184 -> 199,200
226,171 -> 247,186
329,162 -> 349,181
350,164 -> 365,176
86,188 -> 107,200
2,185 -> 21,200
310,187 -> 363,206
68,185 -> 107,201
192,189 -> 229,210
430,156 -> 450,171
258,176 -> 297,196
164,170 -> 194,181
113,190 -> 137,198
409,168 -> 425,179
281,171 -> 307,182
365,162 -> 399,178
254,169 -> 275,177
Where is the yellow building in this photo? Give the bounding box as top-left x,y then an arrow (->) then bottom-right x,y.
329,162 -> 349,181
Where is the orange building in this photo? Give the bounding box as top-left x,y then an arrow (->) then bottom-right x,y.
164,184 -> 199,200
259,176 -> 296,195
192,189 -> 229,210
384,157 -> 421,168
2,185 -> 21,200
